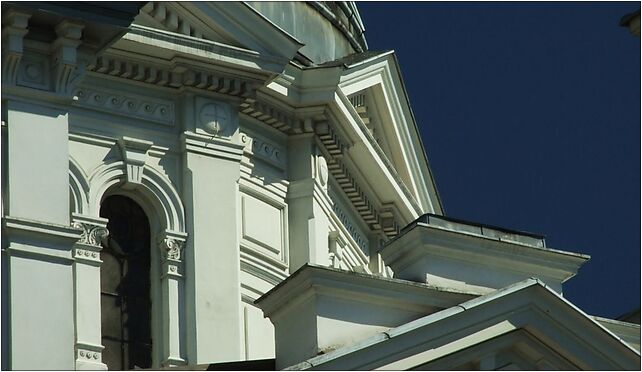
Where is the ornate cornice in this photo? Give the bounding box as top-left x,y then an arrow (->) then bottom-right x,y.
86,54 -> 262,99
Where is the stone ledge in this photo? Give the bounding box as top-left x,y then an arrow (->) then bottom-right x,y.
380,215 -> 590,294
254,264 -> 479,369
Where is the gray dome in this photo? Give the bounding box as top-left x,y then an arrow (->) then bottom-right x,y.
247,1 -> 368,65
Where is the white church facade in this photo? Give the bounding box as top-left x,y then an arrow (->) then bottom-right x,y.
1,2 -> 639,370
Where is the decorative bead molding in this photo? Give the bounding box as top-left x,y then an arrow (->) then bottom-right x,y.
240,132 -> 285,169
1,10 -> 31,86
117,136 -> 153,189
75,342 -> 103,364
74,87 -> 175,125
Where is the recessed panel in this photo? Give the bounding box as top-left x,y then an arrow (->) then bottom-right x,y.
241,193 -> 283,256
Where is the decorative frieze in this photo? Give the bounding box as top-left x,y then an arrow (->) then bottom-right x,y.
240,132 -> 285,169
74,87 -> 175,125
87,55 -> 256,98
329,192 -> 369,252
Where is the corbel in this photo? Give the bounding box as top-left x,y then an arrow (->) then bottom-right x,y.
378,202 -> 400,237
52,20 -> 85,95
117,136 -> 153,189
1,10 -> 31,85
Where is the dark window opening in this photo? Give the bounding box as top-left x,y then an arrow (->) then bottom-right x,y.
100,195 -> 152,370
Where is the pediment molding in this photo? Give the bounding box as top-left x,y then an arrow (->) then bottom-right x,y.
133,2 -> 303,66
339,53 -> 444,215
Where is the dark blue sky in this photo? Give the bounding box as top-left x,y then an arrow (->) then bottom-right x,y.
359,2 -> 640,318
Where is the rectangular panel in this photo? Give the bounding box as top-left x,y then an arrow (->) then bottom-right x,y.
241,193 -> 283,256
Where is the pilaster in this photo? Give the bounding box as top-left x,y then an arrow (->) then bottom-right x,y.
181,95 -> 244,364
2,216 -> 82,370
71,214 -> 108,370
286,135 -> 331,271
157,230 -> 187,367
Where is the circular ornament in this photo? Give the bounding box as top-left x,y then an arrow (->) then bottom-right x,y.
318,156 -> 329,186
199,103 -> 230,136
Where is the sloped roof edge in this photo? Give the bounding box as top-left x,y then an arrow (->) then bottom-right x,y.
287,277 -> 639,370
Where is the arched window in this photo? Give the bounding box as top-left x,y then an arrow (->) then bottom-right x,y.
99,195 -> 153,370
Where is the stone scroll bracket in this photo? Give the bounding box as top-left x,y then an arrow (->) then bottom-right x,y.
1,10 -> 31,86
117,136 -> 153,189
52,20 -> 85,96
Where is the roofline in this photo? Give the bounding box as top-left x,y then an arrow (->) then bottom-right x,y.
286,277 -> 639,369
389,53 -> 446,215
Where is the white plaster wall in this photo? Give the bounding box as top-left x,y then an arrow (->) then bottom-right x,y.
9,255 -> 75,369
7,101 -> 70,225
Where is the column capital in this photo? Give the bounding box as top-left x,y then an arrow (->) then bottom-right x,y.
157,230 -> 187,262
71,214 -> 108,265
71,214 -> 108,247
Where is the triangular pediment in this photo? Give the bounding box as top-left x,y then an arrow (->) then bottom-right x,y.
338,51 -> 443,215
135,2 -> 243,47
295,278 -> 640,370
131,1 -> 303,67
